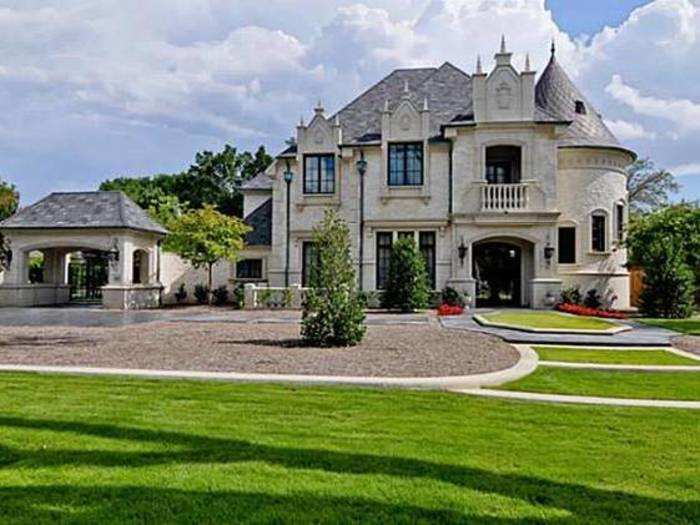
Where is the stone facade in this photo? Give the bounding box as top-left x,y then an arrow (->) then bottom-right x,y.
241,41 -> 636,309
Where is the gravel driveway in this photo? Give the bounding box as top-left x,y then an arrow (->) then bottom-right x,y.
674,336 -> 700,357
0,320 -> 517,377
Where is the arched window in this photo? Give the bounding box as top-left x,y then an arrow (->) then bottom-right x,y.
485,146 -> 521,184
590,211 -> 608,253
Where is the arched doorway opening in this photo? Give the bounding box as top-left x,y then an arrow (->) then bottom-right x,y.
68,250 -> 110,303
473,238 -> 534,308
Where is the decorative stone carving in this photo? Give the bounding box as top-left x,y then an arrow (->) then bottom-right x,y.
496,82 -> 513,110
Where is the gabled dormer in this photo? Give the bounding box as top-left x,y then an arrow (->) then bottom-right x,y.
472,36 -> 536,123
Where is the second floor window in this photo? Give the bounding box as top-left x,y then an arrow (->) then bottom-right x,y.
388,143 -> 423,186
591,213 -> 607,253
304,154 -> 335,194
485,145 -> 521,184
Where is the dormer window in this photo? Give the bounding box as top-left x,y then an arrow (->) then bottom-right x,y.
575,100 -> 587,115
388,143 -> 423,186
303,154 -> 335,194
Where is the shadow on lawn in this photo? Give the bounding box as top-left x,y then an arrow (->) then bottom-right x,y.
0,416 -> 697,523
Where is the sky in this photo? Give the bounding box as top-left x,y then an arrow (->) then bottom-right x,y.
0,0 -> 699,205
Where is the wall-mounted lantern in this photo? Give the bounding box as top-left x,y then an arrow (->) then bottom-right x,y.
458,238 -> 469,266
544,243 -> 555,264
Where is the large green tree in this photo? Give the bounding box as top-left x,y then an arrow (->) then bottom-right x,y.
164,205 -> 250,304
0,178 -> 19,271
626,158 -> 680,214
100,144 -> 272,219
381,237 -> 430,313
627,203 -> 700,307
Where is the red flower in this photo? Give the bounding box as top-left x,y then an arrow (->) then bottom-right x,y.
437,304 -> 464,316
555,303 -> 627,319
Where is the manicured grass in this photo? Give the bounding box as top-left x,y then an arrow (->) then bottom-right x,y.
638,316 -> 700,335
534,346 -> 700,366
0,374 -> 698,523
482,310 -> 618,330
499,367 -> 700,401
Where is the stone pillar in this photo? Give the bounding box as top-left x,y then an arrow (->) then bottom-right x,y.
290,283 -> 302,309
244,283 -> 257,309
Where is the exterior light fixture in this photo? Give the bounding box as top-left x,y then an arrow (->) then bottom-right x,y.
357,150 -> 367,290
458,238 -> 468,266
284,161 -> 293,287
356,154 -> 368,176
544,243 -> 555,262
107,240 -> 120,263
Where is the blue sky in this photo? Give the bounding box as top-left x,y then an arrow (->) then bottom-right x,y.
0,0 -> 698,204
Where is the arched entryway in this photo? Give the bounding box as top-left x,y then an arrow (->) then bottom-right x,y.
472,237 -> 534,308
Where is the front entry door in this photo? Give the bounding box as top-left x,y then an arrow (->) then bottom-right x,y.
473,242 -> 522,307
69,251 -> 109,303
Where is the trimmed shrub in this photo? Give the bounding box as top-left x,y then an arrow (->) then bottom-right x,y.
441,286 -> 466,308
639,239 -> 695,319
560,286 -> 582,305
382,237 -> 430,313
194,284 -> 209,305
174,283 -> 188,304
301,210 -> 366,347
212,285 -> 229,306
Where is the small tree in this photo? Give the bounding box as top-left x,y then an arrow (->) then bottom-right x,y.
639,238 -> 695,319
0,178 -> 19,272
301,210 -> 366,347
165,205 -> 250,304
382,237 -> 430,312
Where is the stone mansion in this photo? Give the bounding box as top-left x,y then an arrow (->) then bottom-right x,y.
238,40 -> 635,309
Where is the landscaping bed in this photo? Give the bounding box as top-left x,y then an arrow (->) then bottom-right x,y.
0,321 -> 517,377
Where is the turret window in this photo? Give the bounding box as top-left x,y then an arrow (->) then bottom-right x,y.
591,212 -> 607,253
575,100 -> 587,115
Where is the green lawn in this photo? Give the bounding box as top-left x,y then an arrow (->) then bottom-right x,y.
638,316 -> 700,335
0,374 -> 698,523
499,367 -> 700,401
481,310 -> 618,331
534,346 -> 700,366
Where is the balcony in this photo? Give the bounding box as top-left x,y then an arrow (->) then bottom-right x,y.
480,183 -> 529,212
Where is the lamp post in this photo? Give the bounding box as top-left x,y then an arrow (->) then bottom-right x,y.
284,162 -> 293,287
356,151 -> 368,290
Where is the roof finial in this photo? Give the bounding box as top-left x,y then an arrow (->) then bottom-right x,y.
550,38 -> 556,57
525,53 -> 531,72
500,34 -> 507,54
476,54 -> 483,75
334,114 -> 340,126
299,115 -> 305,127
314,99 -> 324,115
423,96 -> 429,111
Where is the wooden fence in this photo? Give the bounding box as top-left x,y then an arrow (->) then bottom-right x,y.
629,266 -> 645,308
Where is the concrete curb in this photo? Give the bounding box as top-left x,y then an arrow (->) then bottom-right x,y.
0,346 -> 538,390
473,314 -> 631,335
539,361 -> 700,372
453,388 -> 700,409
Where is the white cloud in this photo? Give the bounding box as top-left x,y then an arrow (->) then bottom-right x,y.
604,119 -> 657,140
605,74 -> 700,131
1,0 -> 700,202
671,162 -> 700,177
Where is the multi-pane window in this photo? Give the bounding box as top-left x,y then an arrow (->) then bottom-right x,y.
616,203 -> 625,243
419,232 -> 436,290
236,259 -> 263,280
558,227 -> 576,264
302,242 -> 320,287
375,233 -> 393,290
388,143 -> 423,186
591,213 -> 607,252
304,154 -> 335,194
485,146 -> 521,184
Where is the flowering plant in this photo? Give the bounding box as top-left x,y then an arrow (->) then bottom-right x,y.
556,302 -> 627,319
437,304 -> 464,316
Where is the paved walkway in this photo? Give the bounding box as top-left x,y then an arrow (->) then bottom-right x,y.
440,314 -> 676,347
455,388 -> 700,409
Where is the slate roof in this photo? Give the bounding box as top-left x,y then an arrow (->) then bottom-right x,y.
0,191 -> 167,235
244,198 -> 272,246
535,54 -> 621,150
328,56 -> 627,152
240,172 -> 273,191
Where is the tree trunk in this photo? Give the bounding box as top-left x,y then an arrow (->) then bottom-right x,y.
207,263 -> 213,305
